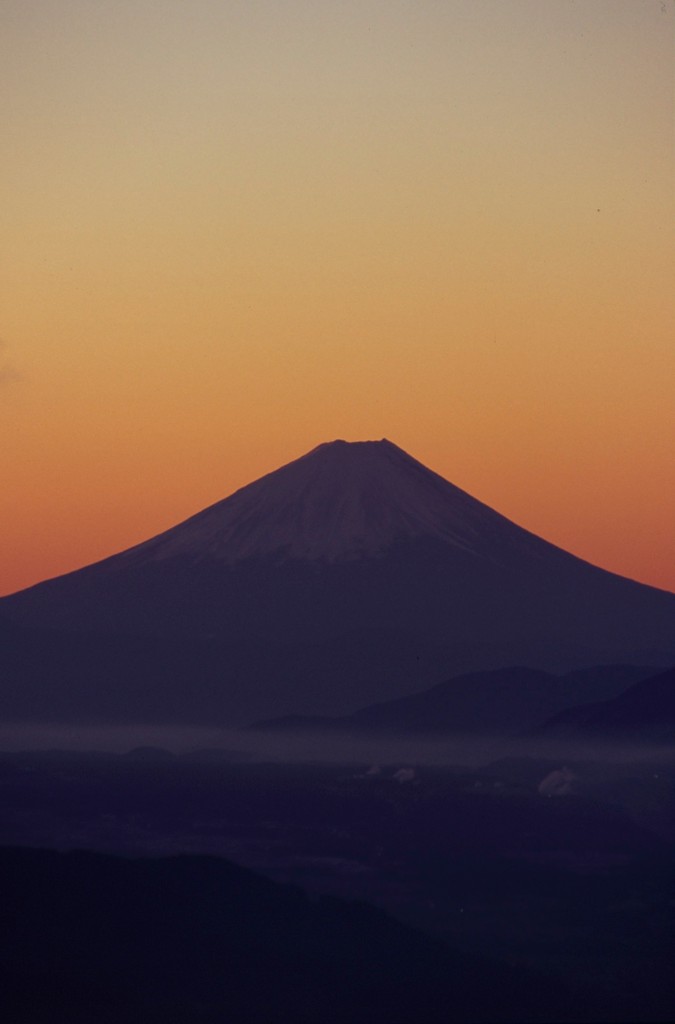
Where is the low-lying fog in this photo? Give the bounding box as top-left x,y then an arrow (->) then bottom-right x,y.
0,721 -> 672,768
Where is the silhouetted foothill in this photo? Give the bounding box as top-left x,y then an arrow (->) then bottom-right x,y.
0,846 -> 573,1024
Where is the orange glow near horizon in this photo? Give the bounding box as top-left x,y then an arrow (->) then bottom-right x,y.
2,1 -> 674,597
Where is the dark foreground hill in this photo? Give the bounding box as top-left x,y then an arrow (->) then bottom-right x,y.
0,846 -> 573,1024
2,440 -> 673,725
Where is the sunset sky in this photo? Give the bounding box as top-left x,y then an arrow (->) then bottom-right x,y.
2,0 -> 674,596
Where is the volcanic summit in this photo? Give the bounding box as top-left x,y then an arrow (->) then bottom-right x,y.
112,438 -> 544,565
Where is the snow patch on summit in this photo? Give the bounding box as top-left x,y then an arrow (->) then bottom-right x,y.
126,439 -> 510,566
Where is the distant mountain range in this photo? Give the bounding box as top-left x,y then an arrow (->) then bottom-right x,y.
536,666 -> 675,742
252,664 -> 660,737
1,440 -> 673,726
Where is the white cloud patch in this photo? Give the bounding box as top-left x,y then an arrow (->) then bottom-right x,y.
538,766 -> 578,797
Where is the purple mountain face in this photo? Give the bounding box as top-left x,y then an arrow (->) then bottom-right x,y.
119,438 -> 524,565
1,440 -> 674,724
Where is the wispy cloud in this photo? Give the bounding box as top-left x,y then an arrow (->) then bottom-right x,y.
0,339 -> 23,387
0,365 -> 23,386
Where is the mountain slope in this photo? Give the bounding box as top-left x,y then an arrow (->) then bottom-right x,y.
124,437 -> 511,564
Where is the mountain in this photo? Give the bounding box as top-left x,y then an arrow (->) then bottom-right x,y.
253,664 -> 658,737
1,439 -> 674,725
0,846 -> 563,1024
536,666 -> 675,742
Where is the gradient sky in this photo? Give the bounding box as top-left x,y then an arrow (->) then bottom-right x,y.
2,0 -> 674,596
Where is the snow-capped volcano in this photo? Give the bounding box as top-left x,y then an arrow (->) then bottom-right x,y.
1,439 -> 673,726
127,439 -> 513,565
